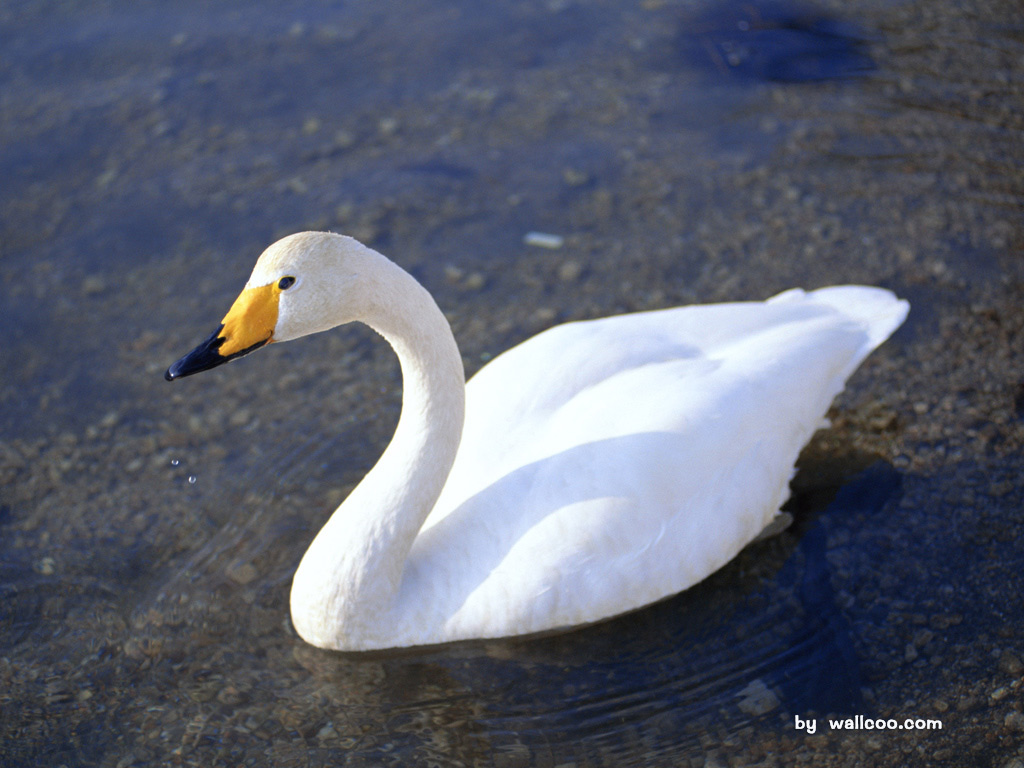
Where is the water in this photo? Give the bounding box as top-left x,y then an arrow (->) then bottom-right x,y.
2,0 -> 1023,765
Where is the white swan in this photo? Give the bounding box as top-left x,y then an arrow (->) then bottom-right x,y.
166,231 -> 908,651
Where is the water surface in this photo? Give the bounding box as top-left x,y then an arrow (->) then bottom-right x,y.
2,0 -> 1023,765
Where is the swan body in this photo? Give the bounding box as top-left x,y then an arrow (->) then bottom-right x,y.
166,231 -> 908,651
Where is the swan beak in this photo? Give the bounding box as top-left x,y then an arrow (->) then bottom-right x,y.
165,282 -> 279,380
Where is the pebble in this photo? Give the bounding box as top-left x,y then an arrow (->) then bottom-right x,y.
532,307 -> 557,324
956,695 -> 979,711
1005,712 -> 1024,732
443,265 -> 485,290
998,650 -> 1024,675
524,231 -> 564,249
227,562 -> 259,585
929,614 -> 961,630
217,685 -> 248,706
736,679 -> 779,716
82,276 -> 106,295
95,168 -> 118,189
333,130 -> 355,148
562,168 -> 590,186
868,410 -> 898,431
558,260 -> 582,282
229,408 -> 252,427
989,480 -> 1014,497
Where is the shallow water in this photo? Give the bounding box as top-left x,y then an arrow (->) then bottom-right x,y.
2,0 -> 1023,765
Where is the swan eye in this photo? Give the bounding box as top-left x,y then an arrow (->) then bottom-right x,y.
278,276 -> 296,290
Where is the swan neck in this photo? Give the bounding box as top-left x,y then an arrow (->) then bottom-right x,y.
291,256 -> 465,649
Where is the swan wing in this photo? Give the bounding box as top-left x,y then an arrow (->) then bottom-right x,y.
401,287 -> 906,641
432,286 -> 904,517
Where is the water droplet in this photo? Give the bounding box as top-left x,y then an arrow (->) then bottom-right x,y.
187,475 -> 197,485
171,459 -> 180,466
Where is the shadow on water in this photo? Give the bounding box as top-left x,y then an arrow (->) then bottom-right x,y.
678,1 -> 875,83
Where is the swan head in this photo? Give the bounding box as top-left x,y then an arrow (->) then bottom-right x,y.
165,231 -> 381,380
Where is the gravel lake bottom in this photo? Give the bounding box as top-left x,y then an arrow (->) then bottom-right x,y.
1,0 -> 1023,765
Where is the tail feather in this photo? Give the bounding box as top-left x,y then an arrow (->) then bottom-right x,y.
769,285 -> 909,350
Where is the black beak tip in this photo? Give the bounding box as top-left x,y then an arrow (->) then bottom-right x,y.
164,325 -> 268,382
164,327 -> 228,381
164,361 -> 190,381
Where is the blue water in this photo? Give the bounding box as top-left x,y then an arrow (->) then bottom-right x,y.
2,0 -> 1023,765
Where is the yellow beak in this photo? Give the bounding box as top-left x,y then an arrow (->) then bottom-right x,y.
165,282 -> 280,380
